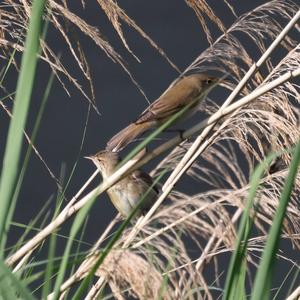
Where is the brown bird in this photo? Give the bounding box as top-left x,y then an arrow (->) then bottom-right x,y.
86,150 -> 158,218
106,73 -> 219,152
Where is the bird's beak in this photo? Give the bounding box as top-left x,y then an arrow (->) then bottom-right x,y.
84,155 -> 93,160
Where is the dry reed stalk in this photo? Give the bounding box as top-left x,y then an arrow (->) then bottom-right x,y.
81,3 -> 300,292
7,47 -> 300,292
2,1 -> 300,298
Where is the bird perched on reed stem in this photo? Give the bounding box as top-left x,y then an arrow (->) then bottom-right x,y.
86,150 -> 158,218
106,73 -> 219,152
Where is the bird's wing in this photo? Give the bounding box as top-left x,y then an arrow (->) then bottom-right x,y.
131,170 -> 159,194
136,80 -> 199,124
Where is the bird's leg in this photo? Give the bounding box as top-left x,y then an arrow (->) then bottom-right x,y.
164,128 -> 186,141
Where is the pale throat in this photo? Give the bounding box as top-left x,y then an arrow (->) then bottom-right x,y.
97,161 -> 117,179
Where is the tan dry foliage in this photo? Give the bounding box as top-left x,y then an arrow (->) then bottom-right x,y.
75,250 -> 172,300
116,1 -> 300,297
185,0 -> 227,44
55,1 -> 299,298
1,0 -> 300,299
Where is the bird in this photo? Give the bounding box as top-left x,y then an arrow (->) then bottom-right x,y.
85,150 -> 158,218
106,73 -> 219,152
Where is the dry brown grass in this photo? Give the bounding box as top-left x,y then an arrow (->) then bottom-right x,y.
1,0 -> 300,299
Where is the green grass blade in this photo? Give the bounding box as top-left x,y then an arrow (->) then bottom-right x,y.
0,92 -> 16,103
273,263 -> 297,300
0,258 -> 35,299
51,193 -> 97,300
223,152 -> 278,300
0,0 -> 46,254
0,48 -> 17,86
41,224 -> 58,298
286,266 -> 300,298
8,196 -> 53,257
251,141 -> 300,300
54,104 -> 91,212
3,72 -> 55,254
157,239 -> 180,300
119,80 -> 220,168
9,221 -> 92,251
62,218 -> 89,300
72,170 -> 167,300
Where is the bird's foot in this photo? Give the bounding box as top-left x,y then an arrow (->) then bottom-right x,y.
164,128 -> 186,141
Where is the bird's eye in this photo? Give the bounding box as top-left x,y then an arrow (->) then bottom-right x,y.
206,79 -> 212,84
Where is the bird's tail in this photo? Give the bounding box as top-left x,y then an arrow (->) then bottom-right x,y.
106,122 -> 151,152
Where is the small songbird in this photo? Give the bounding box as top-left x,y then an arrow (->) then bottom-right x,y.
86,150 -> 158,218
106,73 -> 219,152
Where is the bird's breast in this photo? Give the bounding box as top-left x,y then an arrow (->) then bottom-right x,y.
107,177 -> 157,218
107,186 -> 134,217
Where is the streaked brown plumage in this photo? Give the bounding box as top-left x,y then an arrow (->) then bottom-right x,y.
86,150 -> 158,218
106,73 -> 219,152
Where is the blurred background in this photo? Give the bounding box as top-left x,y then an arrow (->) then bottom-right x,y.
1,0 -> 267,236
1,0 -> 298,296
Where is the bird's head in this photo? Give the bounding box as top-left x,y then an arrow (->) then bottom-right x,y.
85,150 -> 120,177
189,73 -> 220,89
